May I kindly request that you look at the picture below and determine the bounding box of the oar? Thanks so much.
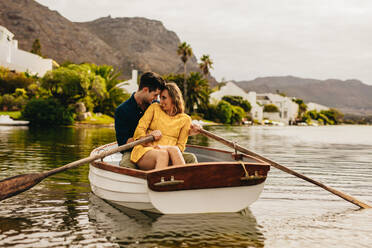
[0,136,154,201]
[199,128,371,209]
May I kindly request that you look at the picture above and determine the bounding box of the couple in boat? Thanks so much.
[115,72,200,170]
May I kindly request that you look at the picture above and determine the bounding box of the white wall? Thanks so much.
[210,81,248,102]
[257,93,298,124]
[210,82,264,122]
[307,102,329,112]
[117,69,138,94]
[263,112,281,122]
[246,91,263,122]
[0,25,52,76]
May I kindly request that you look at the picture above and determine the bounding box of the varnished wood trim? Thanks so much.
[91,161,148,179]
[147,162,270,192]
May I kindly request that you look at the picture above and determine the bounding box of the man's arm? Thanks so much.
[115,105,133,147]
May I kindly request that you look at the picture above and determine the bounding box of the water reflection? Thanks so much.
[0,217,33,233]
[88,194,264,248]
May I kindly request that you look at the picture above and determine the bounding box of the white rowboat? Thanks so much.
[89,143,270,214]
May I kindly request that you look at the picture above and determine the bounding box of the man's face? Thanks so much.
[144,88,161,105]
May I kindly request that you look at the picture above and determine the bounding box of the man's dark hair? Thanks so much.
[138,72,166,92]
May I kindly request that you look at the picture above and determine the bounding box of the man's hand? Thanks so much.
[126,137,134,144]
[149,130,162,141]
[189,122,202,136]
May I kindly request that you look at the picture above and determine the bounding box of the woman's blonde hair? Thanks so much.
[164,82,185,115]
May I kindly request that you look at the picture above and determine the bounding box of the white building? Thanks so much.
[246,91,263,122]
[210,81,247,104]
[116,70,138,94]
[307,102,329,112]
[0,25,52,76]
[256,93,298,124]
[210,81,264,122]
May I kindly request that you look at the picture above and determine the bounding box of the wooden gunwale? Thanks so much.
[90,143,271,181]
[91,161,148,179]
[186,144,269,165]
[91,160,270,189]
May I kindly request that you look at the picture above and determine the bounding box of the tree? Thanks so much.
[92,64,129,116]
[41,66,87,105]
[30,39,42,57]
[320,108,344,124]
[177,42,192,107]
[199,54,213,78]
[222,95,251,112]
[263,104,279,112]
[0,66,36,94]
[216,100,233,124]
[293,98,307,118]
[41,63,128,116]
[230,105,245,124]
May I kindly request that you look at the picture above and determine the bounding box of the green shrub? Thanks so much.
[222,95,251,112]
[216,100,233,124]
[202,103,218,122]
[318,113,333,125]
[22,98,74,125]
[13,96,27,110]
[0,66,36,94]
[263,104,279,112]
[320,108,343,124]
[307,110,318,120]
[230,105,245,124]
[14,88,28,98]
[1,94,15,111]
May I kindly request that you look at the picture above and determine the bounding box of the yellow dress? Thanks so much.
[130,103,191,163]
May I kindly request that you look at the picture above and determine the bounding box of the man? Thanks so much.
[115,71,199,168]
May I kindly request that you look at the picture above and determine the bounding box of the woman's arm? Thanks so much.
[176,116,191,152]
[133,104,157,142]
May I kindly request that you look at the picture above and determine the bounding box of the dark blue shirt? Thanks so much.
[115,93,144,147]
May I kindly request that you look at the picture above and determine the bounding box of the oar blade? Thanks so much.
[0,173,46,201]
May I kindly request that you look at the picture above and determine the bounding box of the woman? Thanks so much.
[130,82,191,170]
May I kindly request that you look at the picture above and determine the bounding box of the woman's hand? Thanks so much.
[189,122,202,136]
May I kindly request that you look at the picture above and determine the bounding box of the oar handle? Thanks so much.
[45,135,155,177]
[200,128,371,209]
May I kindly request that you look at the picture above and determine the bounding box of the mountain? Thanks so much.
[234,76,372,115]
[79,16,200,78]
[0,0,205,80]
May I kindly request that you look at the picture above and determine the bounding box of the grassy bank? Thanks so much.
[0,111,21,119]
[76,113,114,125]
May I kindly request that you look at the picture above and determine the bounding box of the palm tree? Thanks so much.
[199,54,213,79]
[177,42,193,107]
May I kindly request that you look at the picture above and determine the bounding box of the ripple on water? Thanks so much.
[1,125,372,247]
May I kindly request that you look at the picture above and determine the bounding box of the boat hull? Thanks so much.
[89,144,270,214]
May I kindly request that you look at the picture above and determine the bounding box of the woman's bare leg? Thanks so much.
[136,149,169,170]
[166,146,185,165]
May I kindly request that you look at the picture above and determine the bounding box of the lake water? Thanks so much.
[0,125,371,247]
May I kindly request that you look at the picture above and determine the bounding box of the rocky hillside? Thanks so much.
[235,76,372,115]
[79,17,200,77]
[0,0,121,69]
[0,0,203,79]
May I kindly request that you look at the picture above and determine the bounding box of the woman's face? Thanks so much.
[160,89,174,114]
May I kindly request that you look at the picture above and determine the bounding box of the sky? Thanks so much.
[35,0,372,85]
